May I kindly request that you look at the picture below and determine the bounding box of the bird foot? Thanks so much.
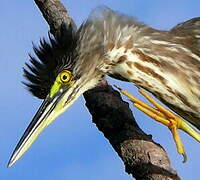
[114,85,190,162]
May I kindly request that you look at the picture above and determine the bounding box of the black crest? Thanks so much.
[24,24,77,99]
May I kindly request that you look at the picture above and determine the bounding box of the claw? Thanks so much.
[114,85,200,162]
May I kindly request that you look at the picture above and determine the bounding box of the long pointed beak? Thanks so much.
[8,88,68,167]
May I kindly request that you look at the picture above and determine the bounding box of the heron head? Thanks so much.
[8,23,104,167]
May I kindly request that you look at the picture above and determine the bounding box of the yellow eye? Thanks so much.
[60,71,72,83]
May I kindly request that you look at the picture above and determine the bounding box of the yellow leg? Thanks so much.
[138,89,200,142]
[134,102,186,162]
[114,85,200,162]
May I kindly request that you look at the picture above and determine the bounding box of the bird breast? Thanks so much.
[103,45,200,119]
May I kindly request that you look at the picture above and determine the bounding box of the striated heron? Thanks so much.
[8,6,200,166]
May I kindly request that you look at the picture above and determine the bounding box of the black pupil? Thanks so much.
[63,74,68,80]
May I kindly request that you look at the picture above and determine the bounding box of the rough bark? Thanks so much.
[33,0,180,179]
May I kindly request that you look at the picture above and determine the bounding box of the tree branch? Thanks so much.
[33,0,180,179]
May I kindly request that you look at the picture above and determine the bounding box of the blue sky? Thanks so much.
[1,0,200,179]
